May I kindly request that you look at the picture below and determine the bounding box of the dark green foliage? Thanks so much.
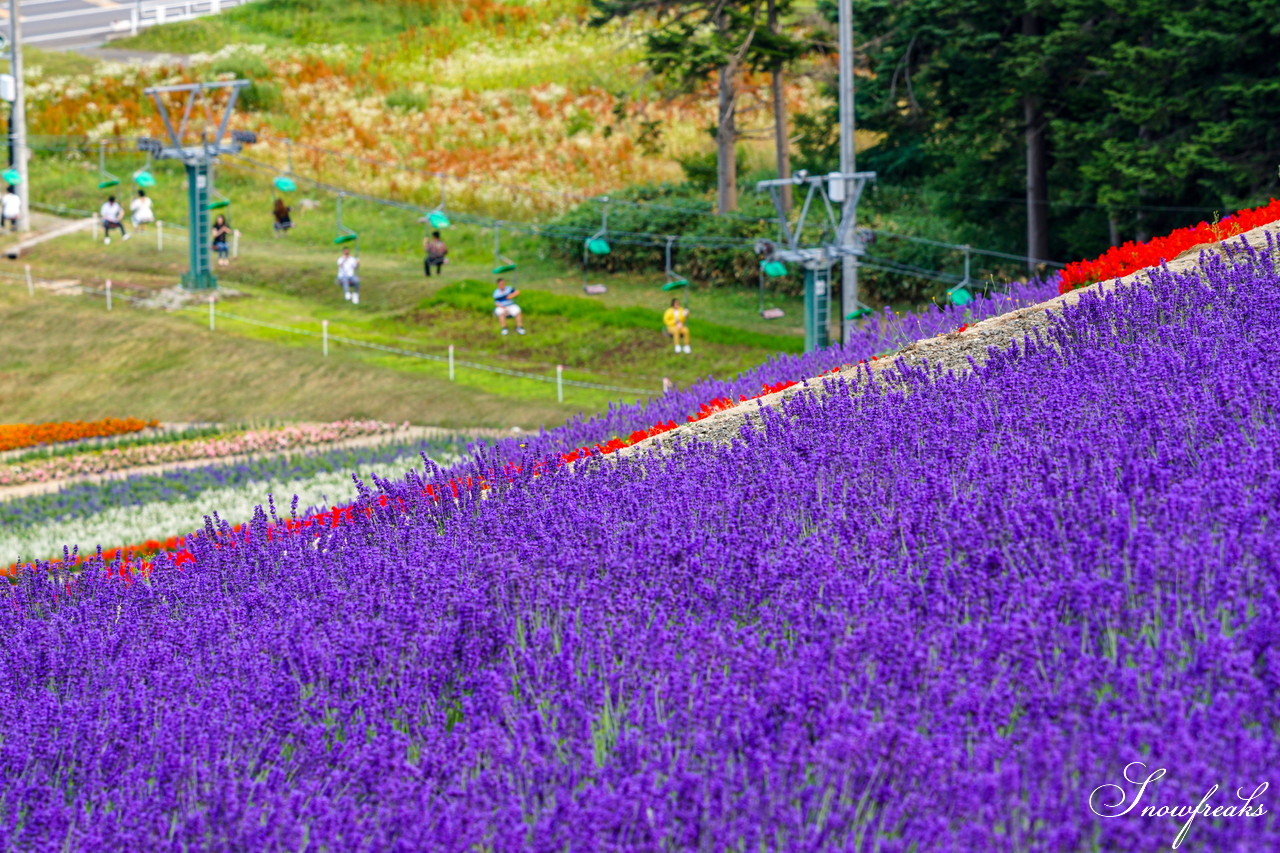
[239,81,283,113]
[541,184,801,294]
[798,0,1280,264]
[384,89,429,112]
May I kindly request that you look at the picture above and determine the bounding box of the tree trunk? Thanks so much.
[771,70,791,214]
[717,62,739,214]
[1022,13,1049,271]
[769,0,791,214]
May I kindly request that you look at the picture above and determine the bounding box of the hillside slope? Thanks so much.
[4,220,1278,849]
[622,220,1280,457]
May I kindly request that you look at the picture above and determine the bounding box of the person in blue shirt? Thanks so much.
[492,278,525,335]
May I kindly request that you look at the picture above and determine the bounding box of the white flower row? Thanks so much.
[1,462,423,566]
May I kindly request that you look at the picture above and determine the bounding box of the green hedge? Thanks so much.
[542,184,807,297]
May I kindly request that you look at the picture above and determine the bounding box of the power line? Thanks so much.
[34,136,1060,283]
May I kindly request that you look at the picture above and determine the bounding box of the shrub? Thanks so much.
[239,80,283,113]
[542,182,789,293]
[210,53,272,81]
[384,89,429,112]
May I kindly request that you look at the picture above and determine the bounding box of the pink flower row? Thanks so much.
[0,421,406,487]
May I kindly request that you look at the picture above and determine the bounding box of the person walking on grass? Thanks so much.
[211,215,232,268]
[130,190,154,233]
[493,277,524,335]
[273,198,293,236]
[100,195,127,244]
[1,186,20,232]
[424,230,447,277]
[337,246,361,305]
[663,297,691,354]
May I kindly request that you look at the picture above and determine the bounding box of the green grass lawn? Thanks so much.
[0,284,584,428]
[5,152,805,425]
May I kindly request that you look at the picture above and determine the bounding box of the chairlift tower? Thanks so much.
[756,170,875,351]
[139,81,256,291]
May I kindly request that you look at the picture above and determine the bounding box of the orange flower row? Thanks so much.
[0,418,159,453]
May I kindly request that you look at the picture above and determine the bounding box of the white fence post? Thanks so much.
[211,0,221,13]
[157,220,163,251]
[232,229,240,259]
[322,320,328,357]
[131,6,139,35]
[105,279,112,311]
[155,6,166,24]
[25,264,33,296]
[91,217,98,243]
[208,294,215,331]
[448,344,455,381]
[556,364,564,402]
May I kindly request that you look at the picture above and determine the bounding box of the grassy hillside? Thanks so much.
[2,0,821,426]
[0,285,584,427]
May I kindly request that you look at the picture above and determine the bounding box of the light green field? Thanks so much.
[2,152,804,425]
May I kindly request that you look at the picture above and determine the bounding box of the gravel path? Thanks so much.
[618,223,1280,459]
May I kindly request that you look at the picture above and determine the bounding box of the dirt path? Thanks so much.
[0,426,508,501]
[618,222,1280,460]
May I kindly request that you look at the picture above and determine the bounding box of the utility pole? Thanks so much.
[837,0,856,343]
[9,0,29,232]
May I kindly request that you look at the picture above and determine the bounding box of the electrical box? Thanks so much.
[827,172,846,203]
[0,75,15,104]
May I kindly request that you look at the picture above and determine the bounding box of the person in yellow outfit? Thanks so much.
[663,297,691,354]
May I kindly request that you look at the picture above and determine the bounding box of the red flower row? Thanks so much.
[1059,198,1280,293]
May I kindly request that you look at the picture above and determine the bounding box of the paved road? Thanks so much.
[4,0,250,50]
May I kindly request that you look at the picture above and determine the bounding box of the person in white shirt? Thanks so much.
[129,190,154,232]
[100,195,127,244]
[336,247,360,305]
[1,186,20,232]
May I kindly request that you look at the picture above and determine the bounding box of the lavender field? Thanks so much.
[2,247,1278,850]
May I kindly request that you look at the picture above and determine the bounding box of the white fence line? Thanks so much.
[22,0,255,45]
[0,266,655,397]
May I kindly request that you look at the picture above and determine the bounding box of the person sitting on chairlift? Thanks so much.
[273,198,293,236]
[424,230,447,277]
[1,186,20,233]
[493,277,525,335]
[211,214,232,267]
[100,195,127,244]
[337,246,361,305]
[130,190,155,233]
[663,297,691,354]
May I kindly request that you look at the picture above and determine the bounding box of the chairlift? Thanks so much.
[333,192,358,246]
[424,174,450,229]
[204,188,231,211]
[96,140,120,190]
[273,138,297,192]
[660,236,689,292]
[582,197,611,293]
[947,285,973,306]
[946,244,974,305]
[759,258,787,320]
[132,149,156,188]
[491,221,518,284]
